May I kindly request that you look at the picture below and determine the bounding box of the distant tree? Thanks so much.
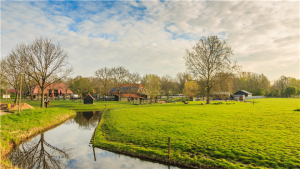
[285,86,297,97]
[62,77,73,99]
[183,81,199,100]
[69,76,93,103]
[160,75,176,99]
[254,88,265,96]
[175,72,190,93]
[94,67,114,99]
[141,74,161,103]
[277,76,290,97]
[21,37,73,108]
[111,66,129,101]
[184,35,239,104]
[275,89,281,97]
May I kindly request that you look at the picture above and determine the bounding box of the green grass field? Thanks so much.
[94,99,300,169]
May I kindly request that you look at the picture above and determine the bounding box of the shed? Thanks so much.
[83,94,94,104]
[233,90,252,97]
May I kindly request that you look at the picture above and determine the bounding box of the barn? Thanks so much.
[233,90,252,97]
[83,94,94,104]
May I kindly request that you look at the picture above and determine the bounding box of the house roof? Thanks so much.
[7,89,16,93]
[233,90,252,95]
[109,84,144,93]
[83,94,95,100]
[32,83,74,94]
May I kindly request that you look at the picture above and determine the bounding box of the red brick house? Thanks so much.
[29,83,73,98]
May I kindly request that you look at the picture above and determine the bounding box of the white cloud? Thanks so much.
[1,1,299,80]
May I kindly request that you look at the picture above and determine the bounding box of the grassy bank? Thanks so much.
[1,108,76,163]
[94,98,300,169]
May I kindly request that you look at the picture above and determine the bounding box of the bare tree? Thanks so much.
[21,37,73,108]
[111,66,129,101]
[0,46,24,103]
[94,67,114,99]
[184,36,239,104]
[23,74,36,101]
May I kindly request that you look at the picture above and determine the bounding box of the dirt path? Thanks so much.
[0,110,13,116]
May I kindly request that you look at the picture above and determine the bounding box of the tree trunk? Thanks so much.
[206,89,211,104]
[41,88,45,108]
[80,93,82,103]
[14,89,19,104]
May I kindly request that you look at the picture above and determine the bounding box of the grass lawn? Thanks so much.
[94,98,300,169]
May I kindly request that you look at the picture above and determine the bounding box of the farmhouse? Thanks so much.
[109,84,147,101]
[28,83,73,98]
[83,94,94,104]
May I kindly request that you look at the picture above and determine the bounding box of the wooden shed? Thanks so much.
[233,90,252,97]
[83,94,94,104]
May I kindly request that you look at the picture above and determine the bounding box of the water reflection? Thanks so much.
[9,133,72,169]
[9,111,181,169]
[72,111,102,130]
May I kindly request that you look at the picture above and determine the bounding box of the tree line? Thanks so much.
[1,36,299,107]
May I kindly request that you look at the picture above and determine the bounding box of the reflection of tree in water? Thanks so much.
[71,111,102,130]
[9,133,72,169]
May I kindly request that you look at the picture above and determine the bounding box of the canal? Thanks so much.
[8,111,182,169]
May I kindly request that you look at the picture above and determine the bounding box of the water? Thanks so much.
[9,111,181,169]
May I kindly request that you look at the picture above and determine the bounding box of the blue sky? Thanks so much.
[1,1,299,80]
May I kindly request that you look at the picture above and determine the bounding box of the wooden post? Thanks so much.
[93,146,96,161]
[93,128,96,144]
[168,137,171,161]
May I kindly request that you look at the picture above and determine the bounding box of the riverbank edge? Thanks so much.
[1,109,76,167]
[93,109,261,169]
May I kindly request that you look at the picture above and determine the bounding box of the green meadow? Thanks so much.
[94,98,300,169]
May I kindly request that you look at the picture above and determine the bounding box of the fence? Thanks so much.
[245,96,266,100]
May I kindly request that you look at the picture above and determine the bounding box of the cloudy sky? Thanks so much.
[1,1,299,81]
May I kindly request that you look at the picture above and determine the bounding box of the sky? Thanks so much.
[1,0,299,81]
